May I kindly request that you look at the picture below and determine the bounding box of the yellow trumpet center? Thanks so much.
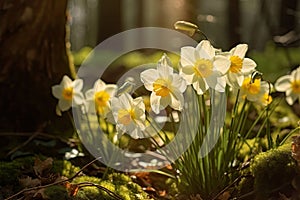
[193,59,213,78]
[62,87,73,100]
[242,77,261,95]
[95,91,110,107]
[291,80,300,94]
[262,93,272,105]
[230,56,243,73]
[153,78,170,97]
[118,109,135,125]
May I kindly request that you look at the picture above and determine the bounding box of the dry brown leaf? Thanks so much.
[158,190,166,197]
[33,188,48,199]
[19,176,41,187]
[217,191,231,200]
[64,181,80,196]
[33,157,53,177]
[24,188,48,200]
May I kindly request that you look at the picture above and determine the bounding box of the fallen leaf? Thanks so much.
[40,173,60,185]
[33,157,53,177]
[64,181,80,196]
[217,191,231,200]
[158,190,166,197]
[33,188,48,199]
[19,176,41,187]
[24,188,48,200]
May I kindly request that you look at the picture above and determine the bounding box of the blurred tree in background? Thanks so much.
[0,0,73,131]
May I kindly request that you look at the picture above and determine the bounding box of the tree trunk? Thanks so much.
[0,0,73,131]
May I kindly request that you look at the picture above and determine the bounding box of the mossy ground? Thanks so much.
[0,156,152,200]
[237,144,300,199]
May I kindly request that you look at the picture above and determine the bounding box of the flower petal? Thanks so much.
[73,79,83,92]
[193,77,208,95]
[150,93,162,114]
[242,58,257,73]
[58,99,71,111]
[181,65,195,75]
[118,93,132,109]
[286,95,295,105]
[140,69,159,91]
[214,55,231,74]
[85,89,95,100]
[159,95,171,110]
[172,74,187,92]
[275,75,291,92]
[196,40,215,60]
[73,92,84,105]
[181,46,196,66]
[291,66,300,80]
[206,73,226,92]
[231,44,248,58]
[94,79,106,91]
[52,85,63,99]
[61,75,72,87]
[157,64,173,77]
[170,90,184,111]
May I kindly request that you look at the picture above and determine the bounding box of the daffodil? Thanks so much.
[225,44,257,88]
[240,75,269,102]
[52,75,84,112]
[111,93,146,139]
[140,54,187,114]
[85,79,117,117]
[275,66,300,105]
[180,40,230,94]
[259,92,273,106]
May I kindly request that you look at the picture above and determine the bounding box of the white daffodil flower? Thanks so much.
[180,40,230,94]
[225,44,257,88]
[85,79,117,117]
[111,93,146,139]
[140,54,187,114]
[240,76,269,103]
[52,75,84,113]
[275,66,300,105]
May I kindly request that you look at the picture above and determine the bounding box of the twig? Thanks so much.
[1,132,78,157]
[4,156,117,200]
[9,123,48,153]
[212,174,251,200]
[0,132,71,143]
[6,132,39,157]
[77,182,123,200]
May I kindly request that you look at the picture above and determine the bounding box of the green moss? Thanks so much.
[0,157,151,200]
[0,157,34,186]
[72,174,152,200]
[52,160,81,178]
[44,185,70,200]
[250,144,297,197]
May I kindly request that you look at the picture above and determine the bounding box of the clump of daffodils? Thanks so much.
[51,39,283,198]
[51,39,273,139]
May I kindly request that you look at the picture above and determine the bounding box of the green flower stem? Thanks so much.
[67,110,78,138]
[266,104,273,149]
